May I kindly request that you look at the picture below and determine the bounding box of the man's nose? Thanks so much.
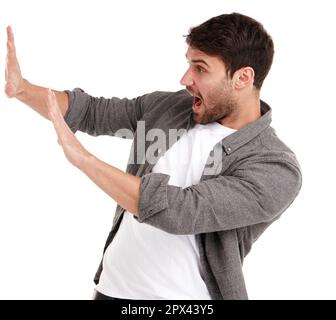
[180,70,194,87]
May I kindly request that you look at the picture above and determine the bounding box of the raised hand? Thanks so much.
[46,88,92,168]
[5,26,24,98]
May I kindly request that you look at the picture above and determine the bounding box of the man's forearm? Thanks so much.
[16,79,69,120]
[80,155,141,215]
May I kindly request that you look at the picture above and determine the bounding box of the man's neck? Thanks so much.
[218,96,261,130]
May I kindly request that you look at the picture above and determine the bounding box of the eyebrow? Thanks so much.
[185,54,210,68]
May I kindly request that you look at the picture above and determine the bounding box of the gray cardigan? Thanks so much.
[64,89,302,300]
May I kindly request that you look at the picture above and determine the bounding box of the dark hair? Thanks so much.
[185,13,274,90]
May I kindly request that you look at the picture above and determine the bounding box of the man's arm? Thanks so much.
[63,88,145,137]
[47,88,302,233]
[5,26,69,119]
[136,156,302,235]
[15,80,69,120]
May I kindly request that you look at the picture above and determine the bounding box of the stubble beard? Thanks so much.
[196,88,238,124]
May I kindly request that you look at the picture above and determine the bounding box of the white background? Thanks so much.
[0,0,335,300]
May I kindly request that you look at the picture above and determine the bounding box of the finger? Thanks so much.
[47,88,63,118]
[47,89,63,135]
[47,90,65,137]
[47,89,74,135]
[47,89,71,142]
[6,26,16,53]
[6,26,14,43]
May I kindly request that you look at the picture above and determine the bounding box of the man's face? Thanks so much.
[180,47,237,124]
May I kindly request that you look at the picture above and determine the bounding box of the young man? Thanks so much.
[5,13,302,300]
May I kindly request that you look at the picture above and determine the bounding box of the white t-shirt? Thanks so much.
[96,122,236,299]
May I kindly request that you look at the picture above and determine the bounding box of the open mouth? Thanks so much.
[193,96,202,111]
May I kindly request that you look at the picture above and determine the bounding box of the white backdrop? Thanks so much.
[0,0,335,300]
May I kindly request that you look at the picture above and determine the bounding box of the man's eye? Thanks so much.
[196,66,205,73]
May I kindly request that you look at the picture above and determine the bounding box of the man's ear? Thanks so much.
[232,67,255,89]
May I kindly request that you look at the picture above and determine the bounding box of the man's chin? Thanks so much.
[193,113,225,125]
[193,114,210,124]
